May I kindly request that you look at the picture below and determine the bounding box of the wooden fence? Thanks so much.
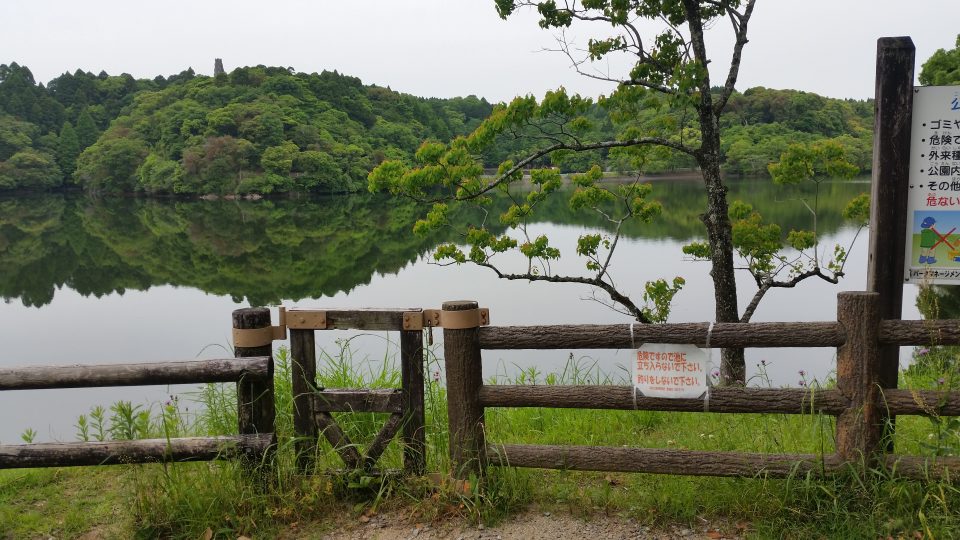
[6,292,958,483]
[439,293,960,481]
[0,309,276,469]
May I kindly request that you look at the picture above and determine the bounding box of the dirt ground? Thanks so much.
[312,510,746,540]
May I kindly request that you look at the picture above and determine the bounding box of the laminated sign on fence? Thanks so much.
[633,343,709,399]
[904,85,960,284]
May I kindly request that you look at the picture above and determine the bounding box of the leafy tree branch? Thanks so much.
[414,164,681,324]
[684,140,868,323]
[369,89,697,206]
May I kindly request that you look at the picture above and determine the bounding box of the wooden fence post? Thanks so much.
[232,308,276,437]
[867,36,915,451]
[442,300,486,480]
[401,330,426,475]
[290,328,317,471]
[836,292,883,467]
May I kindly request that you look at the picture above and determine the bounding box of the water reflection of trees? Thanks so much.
[0,194,445,307]
[0,178,869,307]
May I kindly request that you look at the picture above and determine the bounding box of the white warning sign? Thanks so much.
[633,343,709,399]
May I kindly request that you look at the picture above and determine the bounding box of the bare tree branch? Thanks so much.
[714,0,757,116]
[477,261,653,323]
[739,267,839,323]
[552,33,678,95]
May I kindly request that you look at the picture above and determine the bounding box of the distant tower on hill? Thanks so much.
[214,58,225,77]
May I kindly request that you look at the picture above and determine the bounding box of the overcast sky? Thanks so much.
[1,1,957,103]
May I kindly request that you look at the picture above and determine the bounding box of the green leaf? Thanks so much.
[434,243,466,263]
[413,203,449,235]
[641,276,686,323]
[415,141,447,163]
[682,241,711,259]
[576,234,602,257]
[842,193,870,227]
[520,235,560,260]
[787,230,816,251]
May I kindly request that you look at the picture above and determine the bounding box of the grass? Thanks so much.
[0,466,131,538]
[1,338,959,539]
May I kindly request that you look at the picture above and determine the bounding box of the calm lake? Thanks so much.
[0,177,921,443]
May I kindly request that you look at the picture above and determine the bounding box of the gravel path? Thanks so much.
[317,510,746,540]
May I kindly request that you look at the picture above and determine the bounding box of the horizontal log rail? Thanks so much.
[479,322,846,350]
[487,444,960,480]
[0,357,272,391]
[477,319,960,351]
[479,385,849,415]
[0,434,275,469]
[878,320,960,346]
[480,385,960,418]
[312,389,403,413]
[883,389,960,416]
[883,454,960,480]
[488,443,840,477]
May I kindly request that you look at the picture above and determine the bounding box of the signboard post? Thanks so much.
[868,37,914,453]
[903,86,960,284]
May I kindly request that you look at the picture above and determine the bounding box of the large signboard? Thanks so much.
[904,86,960,284]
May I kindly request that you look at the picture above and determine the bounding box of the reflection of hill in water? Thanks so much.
[0,178,869,307]
[0,194,444,307]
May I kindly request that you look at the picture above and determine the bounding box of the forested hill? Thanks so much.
[0,63,494,194]
[0,61,873,195]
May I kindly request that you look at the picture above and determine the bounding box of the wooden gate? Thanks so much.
[233,307,429,474]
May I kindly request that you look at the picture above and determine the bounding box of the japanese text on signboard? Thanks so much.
[633,344,709,399]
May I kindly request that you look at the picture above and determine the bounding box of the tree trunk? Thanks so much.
[699,148,744,385]
[684,0,745,385]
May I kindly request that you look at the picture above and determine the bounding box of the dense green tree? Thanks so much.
[293,150,342,190]
[920,35,960,85]
[370,118,420,152]
[75,107,99,149]
[57,121,79,178]
[136,152,183,193]
[46,70,98,110]
[34,131,60,156]
[0,148,62,189]
[260,140,299,176]
[0,63,64,132]
[74,133,149,193]
[180,135,257,193]
[0,114,36,161]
